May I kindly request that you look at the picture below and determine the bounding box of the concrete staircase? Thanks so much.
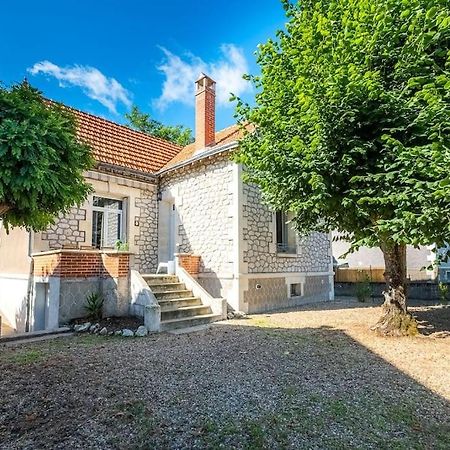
[143,275,221,331]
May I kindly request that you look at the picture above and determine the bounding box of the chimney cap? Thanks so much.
[196,72,216,84]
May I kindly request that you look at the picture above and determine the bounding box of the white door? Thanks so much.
[168,203,176,261]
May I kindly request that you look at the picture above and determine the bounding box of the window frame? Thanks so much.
[91,195,125,249]
[275,211,298,256]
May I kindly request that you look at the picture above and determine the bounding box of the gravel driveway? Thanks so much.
[1,299,449,449]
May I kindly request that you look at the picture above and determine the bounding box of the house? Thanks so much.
[332,234,439,282]
[0,74,334,335]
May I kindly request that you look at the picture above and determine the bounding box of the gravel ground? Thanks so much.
[0,299,449,449]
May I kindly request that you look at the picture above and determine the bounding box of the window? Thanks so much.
[290,283,303,297]
[276,211,297,254]
[92,196,124,248]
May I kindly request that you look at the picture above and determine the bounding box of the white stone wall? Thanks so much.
[242,183,330,274]
[160,154,235,277]
[35,173,159,274]
[41,207,86,249]
[134,187,158,273]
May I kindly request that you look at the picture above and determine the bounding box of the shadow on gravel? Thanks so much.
[0,324,449,449]
[265,298,450,336]
[412,304,450,335]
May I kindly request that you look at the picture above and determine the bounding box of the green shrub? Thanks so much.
[85,292,104,320]
[438,282,448,303]
[355,274,371,303]
[115,240,129,251]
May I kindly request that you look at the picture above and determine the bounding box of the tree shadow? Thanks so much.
[411,303,450,336]
[0,323,449,448]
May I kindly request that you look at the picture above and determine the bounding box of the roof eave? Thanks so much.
[94,162,158,183]
[157,141,239,176]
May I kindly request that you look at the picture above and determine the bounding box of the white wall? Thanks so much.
[0,275,29,333]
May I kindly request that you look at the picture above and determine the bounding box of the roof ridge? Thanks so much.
[49,99,183,150]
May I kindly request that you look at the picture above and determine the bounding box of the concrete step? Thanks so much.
[159,297,202,310]
[161,314,222,332]
[149,282,186,292]
[153,290,193,300]
[143,275,179,285]
[161,305,212,321]
[168,324,211,335]
[0,327,72,344]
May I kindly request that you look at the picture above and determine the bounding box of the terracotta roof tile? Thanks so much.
[64,106,183,174]
[161,123,252,170]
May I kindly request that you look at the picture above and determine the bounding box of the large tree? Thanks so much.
[235,0,450,335]
[0,82,93,231]
[125,105,193,146]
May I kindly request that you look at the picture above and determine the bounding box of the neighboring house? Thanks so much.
[332,234,437,282]
[0,74,333,335]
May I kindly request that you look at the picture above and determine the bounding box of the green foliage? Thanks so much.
[114,239,129,251]
[85,292,104,320]
[438,282,448,302]
[125,105,193,147]
[0,82,94,231]
[355,273,372,302]
[235,0,450,254]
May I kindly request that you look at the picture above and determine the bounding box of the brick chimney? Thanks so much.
[195,73,216,150]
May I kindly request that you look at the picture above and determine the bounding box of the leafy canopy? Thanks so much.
[125,105,193,147]
[235,0,450,252]
[0,82,93,231]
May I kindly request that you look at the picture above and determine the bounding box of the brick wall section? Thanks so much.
[177,254,201,275]
[33,251,130,278]
[33,253,61,277]
[195,76,215,149]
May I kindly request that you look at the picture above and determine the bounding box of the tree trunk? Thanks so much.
[371,242,418,336]
[0,203,11,216]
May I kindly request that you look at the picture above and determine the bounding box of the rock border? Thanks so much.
[72,322,148,338]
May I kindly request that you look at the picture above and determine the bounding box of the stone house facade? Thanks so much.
[0,74,333,335]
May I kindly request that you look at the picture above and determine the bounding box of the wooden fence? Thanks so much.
[334,267,385,283]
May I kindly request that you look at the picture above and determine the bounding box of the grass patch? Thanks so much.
[0,349,46,365]
[114,400,161,449]
[196,393,449,450]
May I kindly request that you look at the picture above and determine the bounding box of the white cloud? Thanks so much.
[155,44,251,109]
[28,61,132,114]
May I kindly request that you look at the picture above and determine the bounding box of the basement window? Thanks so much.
[290,283,303,298]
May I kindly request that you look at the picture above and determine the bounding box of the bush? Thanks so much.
[85,292,104,320]
[114,240,129,251]
[438,282,448,303]
[355,274,371,303]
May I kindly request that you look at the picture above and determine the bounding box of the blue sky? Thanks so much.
[1,0,287,132]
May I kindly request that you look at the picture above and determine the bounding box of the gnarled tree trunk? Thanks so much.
[371,242,418,336]
[0,203,11,216]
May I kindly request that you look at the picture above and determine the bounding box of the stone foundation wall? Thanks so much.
[57,276,130,324]
[242,183,330,274]
[58,278,101,323]
[33,250,131,325]
[244,275,331,313]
